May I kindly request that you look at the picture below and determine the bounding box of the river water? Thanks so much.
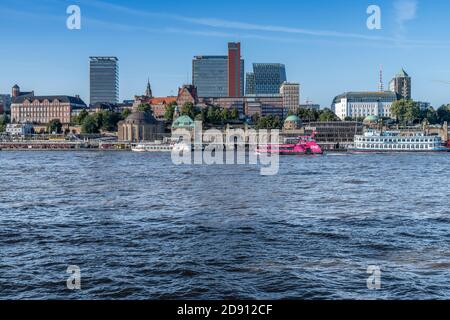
[0,151,449,299]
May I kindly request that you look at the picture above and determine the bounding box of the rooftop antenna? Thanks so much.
[378,65,384,92]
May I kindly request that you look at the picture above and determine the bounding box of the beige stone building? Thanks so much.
[118,111,165,142]
[280,82,300,113]
[10,85,86,124]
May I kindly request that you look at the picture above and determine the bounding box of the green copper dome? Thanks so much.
[285,115,301,122]
[363,115,379,123]
[172,115,195,129]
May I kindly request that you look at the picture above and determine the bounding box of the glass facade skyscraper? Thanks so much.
[245,63,287,95]
[192,56,228,98]
[192,43,244,98]
[90,57,119,105]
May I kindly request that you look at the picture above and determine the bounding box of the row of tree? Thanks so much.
[71,109,130,134]
[0,114,10,132]
[288,108,340,122]
[391,100,450,125]
[163,102,240,125]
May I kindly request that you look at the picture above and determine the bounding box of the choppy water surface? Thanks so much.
[0,151,449,300]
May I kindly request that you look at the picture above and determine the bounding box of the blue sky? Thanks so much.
[1,0,450,108]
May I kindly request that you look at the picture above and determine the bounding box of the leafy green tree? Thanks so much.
[47,119,63,134]
[181,102,197,119]
[231,108,239,120]
[318,108,339,122]
[437,105,450,123]
[164,102,177,121]
[206,106,221,124]
[137,103,153,115]
[0,114,10,132]
[391,100,419,123]
[404,102,420,123]
[221,108,230,122]
[251,113,260,124]
[100,111,121,132]
[75,109,89,125]
[419,107,438,125]
[81,115,99,134]
[255,115,282,129]
[122,108,132,119]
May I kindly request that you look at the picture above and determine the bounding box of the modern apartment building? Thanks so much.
[246,63,287,95]
[90,56,119,105]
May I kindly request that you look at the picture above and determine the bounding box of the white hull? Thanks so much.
[131,143,173,153]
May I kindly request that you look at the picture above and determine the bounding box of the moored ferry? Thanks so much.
[131,141,192,153]
[349,130,449,152]
[131,142,174,152]
[256,135,323,155]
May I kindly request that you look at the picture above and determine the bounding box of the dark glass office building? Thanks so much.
[192,56,228,98]
[192,52,244,98]
[90,57,119,105]
[245,63,287,95]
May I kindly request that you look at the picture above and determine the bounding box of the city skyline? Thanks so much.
[1,0,450,108]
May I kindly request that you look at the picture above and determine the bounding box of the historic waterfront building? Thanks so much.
[246,63,287,95]
[304,121,364,150]
[172,115,195,133]
[192,43,244,98]
[134,79,176,118]
[280,82,300,113]
[283,115,302,131]
[177,84,198,106]
[6,123,33,136]
[332,91,397,120]
[389,69,411,100]
[90,56,119,105]
[117,111,164,142]
[10,85,87,124]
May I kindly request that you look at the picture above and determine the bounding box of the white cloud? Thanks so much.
[394,0,418,37]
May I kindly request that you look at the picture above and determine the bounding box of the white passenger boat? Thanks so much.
[131,142,174,152]
[349,130,449,152]
[131,142,192,153]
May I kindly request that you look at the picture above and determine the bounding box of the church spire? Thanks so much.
[145,78,153,98]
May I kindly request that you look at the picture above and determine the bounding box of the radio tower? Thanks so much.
[378,65,384,91]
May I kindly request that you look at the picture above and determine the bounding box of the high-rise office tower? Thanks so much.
[192,56,228,98]
[90,57,119,105]
[228,42,242,97]
[246,63,287,95]
[389,69,411,100]
[192,43,244,98]
[280,82,300,113]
